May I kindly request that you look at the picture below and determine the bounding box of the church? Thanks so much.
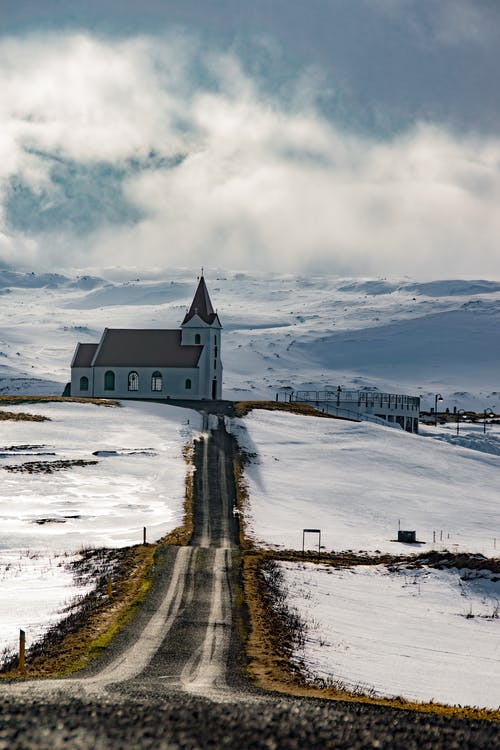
[70,275,222,401]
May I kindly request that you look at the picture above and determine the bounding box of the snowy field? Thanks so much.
[0,399,200,659]
[1,267,499,699]
[280,561,500,710]
[1,269,500,411]
[234,409,500,708]
[232,410,500,555]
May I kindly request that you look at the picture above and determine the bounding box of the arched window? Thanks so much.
[195,334,201,345]
[104,370,115,391]
[80,376,89,391]
[151,371,162,391]
[128,371,139,391]
[214,335,217,345]
[185,378,192,390]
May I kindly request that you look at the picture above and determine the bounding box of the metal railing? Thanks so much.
[292,390,420,410]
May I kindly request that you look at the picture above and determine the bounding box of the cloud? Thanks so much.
[370,0,499,47]
[0,30,499,278]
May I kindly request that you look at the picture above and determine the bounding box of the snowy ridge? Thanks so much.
[1,269,499,410]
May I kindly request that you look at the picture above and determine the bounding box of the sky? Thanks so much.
[1,1,499,278]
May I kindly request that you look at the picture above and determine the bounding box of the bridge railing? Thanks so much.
[292,390,420,409]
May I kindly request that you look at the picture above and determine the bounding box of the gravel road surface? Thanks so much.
[1,417,498,748]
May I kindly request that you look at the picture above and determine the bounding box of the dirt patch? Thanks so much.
[402,550,500,575]
[0,410,50,422]
[3,459,98,474]
[234,400,356,420]
[32,515,81,525]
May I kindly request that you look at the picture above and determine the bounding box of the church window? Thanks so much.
[195,334,201,345]
[104,370,115,391]
[214,346,218,358]
[185,378,192,390]
[128,371,139,391]
[151,371,162,391]
[80,376,89,391]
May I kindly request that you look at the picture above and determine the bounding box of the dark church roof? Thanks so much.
[181,275,219,325]
[91,329,203,367]
[72,343,98,367]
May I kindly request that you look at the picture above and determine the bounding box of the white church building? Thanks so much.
[70,276,223,401]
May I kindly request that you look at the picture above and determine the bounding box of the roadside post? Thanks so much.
[302,528,322,559]
[19,629,26,674]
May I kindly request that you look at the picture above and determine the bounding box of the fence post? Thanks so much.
[143,526,147,545]
[19,629,26,674]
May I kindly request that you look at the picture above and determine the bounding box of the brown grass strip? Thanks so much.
[0,396,119,407]
[0,410,50,422]
[233,447,253,551]
[242,550,500,722]
[234,400,355,420]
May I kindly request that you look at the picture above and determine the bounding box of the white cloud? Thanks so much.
[0,30,499,279]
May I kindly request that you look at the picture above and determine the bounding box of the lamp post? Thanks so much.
[456,408,465,436]
[483,408,494,435]
[434,394,443,426]
[336,385,342,409]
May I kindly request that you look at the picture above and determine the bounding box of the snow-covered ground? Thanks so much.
[1,400,200,549]
[280,561,500,710]
[0,399,201,659]
[1,267,499,701]
[232,410,500,555]
[0,550,91,663]
[234,408,500,707]
[1,269,500,411]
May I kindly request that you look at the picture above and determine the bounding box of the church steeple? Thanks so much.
[182,275,218,325]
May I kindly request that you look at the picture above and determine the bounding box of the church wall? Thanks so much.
[91,366,202,400]
[71,367,95,397]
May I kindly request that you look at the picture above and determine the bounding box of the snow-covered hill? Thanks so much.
[231,410,500,555]
[232,409,500,709]
[1,268,499,411]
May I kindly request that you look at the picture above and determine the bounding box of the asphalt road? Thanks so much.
[1,418,498,748]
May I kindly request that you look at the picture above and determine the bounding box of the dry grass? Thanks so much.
[0,544,156,679]
[233,450,253,551]
[0,410,50,422]
[3,459,98,474]
[242,550,500,721]
[234,400,356,420]
[0,396,119,407]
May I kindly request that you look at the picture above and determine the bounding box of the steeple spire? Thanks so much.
[182,274,217,325]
